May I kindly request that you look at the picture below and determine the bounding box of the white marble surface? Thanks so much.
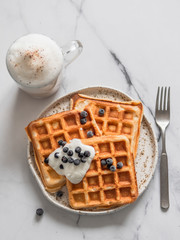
[0,0,180,239]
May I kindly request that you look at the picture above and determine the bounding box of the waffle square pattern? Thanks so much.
[26,109,101,193]
[66,135,138,209]
[71,94,143,157]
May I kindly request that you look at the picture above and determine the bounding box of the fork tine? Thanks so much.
[160,87,163,110]
[164,87,167,110]
[156,87,160,113]
[167,87,170,114]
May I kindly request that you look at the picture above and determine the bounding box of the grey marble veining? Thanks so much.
[0,0,180,240]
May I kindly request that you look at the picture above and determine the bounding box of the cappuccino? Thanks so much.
[6,34,64,88]
[6,34,83,98]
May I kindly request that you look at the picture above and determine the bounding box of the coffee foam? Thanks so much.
[6,34,64,87]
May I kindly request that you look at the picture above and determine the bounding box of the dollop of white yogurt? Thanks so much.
[47,139,95,184]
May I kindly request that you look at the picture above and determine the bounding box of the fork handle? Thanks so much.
[160,153,169,209]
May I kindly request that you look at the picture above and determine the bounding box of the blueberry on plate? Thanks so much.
[44,157,49,164]
[54,152,59,158]
[58,140,64,146]
[106,158,113,165]
[63,147,68,153]
[67,150,73,156]
[101,159,107,166]
[68,157,74,163]
[62,156,68,163]
[36,208,44,216]
[87,131,94,138]
[117,162,123,169]
[80,111,88,118]
[80,118,87,125]
[56,190,63,198]
[74,159,80,166]
[75,146,81,153]
[110,165,116,172]
[59,164,64,169]
[84,151,90,157]
[99,109,105,116]
[78,152,84,158]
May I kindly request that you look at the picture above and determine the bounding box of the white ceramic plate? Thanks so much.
[27,87,158,215]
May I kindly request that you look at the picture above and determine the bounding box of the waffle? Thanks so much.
[25,109,101,193]
[70,94,143,157]
[66,135,138,209]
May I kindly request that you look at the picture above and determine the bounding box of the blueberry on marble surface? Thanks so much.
[74,159,80,166]
[87,131,94,138]
[80,118,87,125]
[75,146,81,153]
[117,162,123,169]
[36,208,44,216]
[99,109,105,116]
[80,111,88,118]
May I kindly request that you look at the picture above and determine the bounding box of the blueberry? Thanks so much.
[78,152,84,158]
[117,162,123,169]
[75,146,81,153]
[54,152,59,158]
[110,165,116,172]
[80,118,87,125]
[106,158,113,165]
[44,157,49,164]
[58,140,64,146]
[36,208,44,216]
[56,190,63,197]
[99,109,105,116]
[62,141,67,147]
[101,159,107,166]
[74,159,80,166]
[67,150,73,156]
[84,151,90,157]
[107,164,112,169]
[81,158,86,163]
[68,157,74,163]
[80,111,88,118]
[59,164,64,169]
[87,131,94,138]
[63,147,68,153]
[62,156,68,163]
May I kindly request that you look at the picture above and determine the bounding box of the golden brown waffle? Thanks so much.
[25,109,102,193]
[70,94,143,157]
[66,135,138,209]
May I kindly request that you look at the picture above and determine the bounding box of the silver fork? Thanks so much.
[155,86,170,209]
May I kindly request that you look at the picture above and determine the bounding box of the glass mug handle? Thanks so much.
[61,40,83,67]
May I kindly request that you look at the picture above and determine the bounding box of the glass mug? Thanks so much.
[6,34,83,98]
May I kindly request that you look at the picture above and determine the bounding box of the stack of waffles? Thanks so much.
[26,94,143,209]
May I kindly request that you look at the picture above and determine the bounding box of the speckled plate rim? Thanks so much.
[27,86,158,215]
